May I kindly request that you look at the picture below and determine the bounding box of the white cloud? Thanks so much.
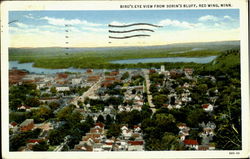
[24,14,35,19]
[15,22,29,28]
[41,16,102,27]
[224,15,234,21]
[109,21,128,26]
[158,19,198,29]
[198,15,218,22]
[82,27,106,32]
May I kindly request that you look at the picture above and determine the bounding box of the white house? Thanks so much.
[183,139,199,150]
[56,86,70,91]
[202,104,214,112]
[127,141,144,151]
[72,78,82,85]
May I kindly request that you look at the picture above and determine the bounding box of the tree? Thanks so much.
[49,102,60,110]
[85,115,94,127]
[152,94,168,108]
[105,114,113,129]
[50,87,57,95]
[32,141,49,151]
[25,97,40,107]
[56,105,74,121]
[187,108,207,127]
[48,129,64,145]
[161,133,183,150]
[10,133,27,151]
[155,113,178,134]
[106,124,121,139]
[121,72,129,80]
[97,115,105,123]
[32,106,53,122]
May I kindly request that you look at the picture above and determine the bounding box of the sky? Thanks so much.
[9,9,239,48]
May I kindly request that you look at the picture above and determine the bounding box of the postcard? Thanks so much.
[1,0,249,159]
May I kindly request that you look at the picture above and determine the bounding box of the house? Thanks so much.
[17,105,31,111]
[198,145,209,150]
[202,104,214,112]
[72,78,82,85]
[178,123,190,141]
[56,86,70,92]
[74,142,93,151]
[102,142,113,151]
[9,121,18,129]
[109,70,119,76]
[86,69,93,74]
[183,68,193,75]
[87,75,100,82]
[9,69,28,84]
[39,97,59,104]
[20,119,34,132]
[133,126,141,133]
[183,139,199,149]
[56,73,68,79]
[127,141,144,151]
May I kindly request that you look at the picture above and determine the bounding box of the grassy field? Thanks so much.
[9,41,240,69]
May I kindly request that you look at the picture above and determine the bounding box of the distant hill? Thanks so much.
[9,40,240,54]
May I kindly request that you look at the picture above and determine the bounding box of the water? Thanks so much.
[9,56,216,74]
[110,56,217,64]
[9,61,88,74]
[9,61,136,74]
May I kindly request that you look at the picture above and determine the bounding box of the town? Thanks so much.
[9,62,240,151]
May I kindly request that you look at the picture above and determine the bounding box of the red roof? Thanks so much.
[95,123,104,128]
[105,77,116,81]
[86,69,93,73]
[202,104,209,108]
[27,139,43,143]
[133,125,140,129]
[128,141,144,145]
[105,142,113,145]
[57,73,68,79]
[177,123,187,127]
[18,105,31,109]
[10,121,18,126]
[184,139,198,145]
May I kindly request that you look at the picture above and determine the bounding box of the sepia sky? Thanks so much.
[9,9,239,48]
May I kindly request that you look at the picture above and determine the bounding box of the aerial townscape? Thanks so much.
[8,9,241,152]
[9,48,241,152]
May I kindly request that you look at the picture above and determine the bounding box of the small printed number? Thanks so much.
[229,152,240,155]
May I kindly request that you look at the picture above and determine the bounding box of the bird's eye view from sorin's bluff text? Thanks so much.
[8,9,241,152]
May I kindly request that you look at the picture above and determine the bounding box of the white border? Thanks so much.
[1,0,249,159]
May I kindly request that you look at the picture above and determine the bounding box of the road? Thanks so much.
[71,77,103,107]
[54,135,70,151]
[143,69,156,113]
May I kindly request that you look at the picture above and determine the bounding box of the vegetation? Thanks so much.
[9,45,225,69]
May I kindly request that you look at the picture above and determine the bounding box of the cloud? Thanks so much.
[224,15,234,21]
[109,21,128,26]
[41,16,102,27]
[198,15,218,22]
[24,14,35,19]
[82,27,106,32]
[158,19,198,29]
[15,22,29,28]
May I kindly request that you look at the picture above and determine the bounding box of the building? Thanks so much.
[183,139,199,150]
[202,104,214,112]
[56,86,70,92]
[127,141,144,151]
[20,119,34,132]
[160,65,165,72]
[72,78,82,85]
